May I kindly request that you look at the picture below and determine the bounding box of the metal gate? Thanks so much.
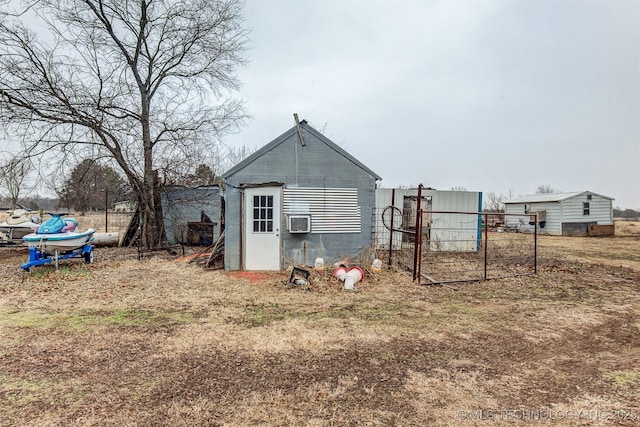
[377,185,537,285]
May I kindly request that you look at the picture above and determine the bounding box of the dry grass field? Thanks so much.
[0,221,638,426]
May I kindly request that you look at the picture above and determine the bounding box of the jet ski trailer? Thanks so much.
[20,243,94,272]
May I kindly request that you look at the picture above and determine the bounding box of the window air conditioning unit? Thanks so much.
[529,210,546,228]
[529,210,546,222]
[288,215,311,233]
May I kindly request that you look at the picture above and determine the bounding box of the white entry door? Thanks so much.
[244,187,281,270]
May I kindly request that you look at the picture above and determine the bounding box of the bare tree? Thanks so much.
[535,184,558,194]
[0,0,248,247]
[223,144,256,171]
[484,191,506,212]
[0,155,32,207]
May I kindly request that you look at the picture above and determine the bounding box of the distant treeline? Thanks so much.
[614,208,640,220]
[0,196,59,211]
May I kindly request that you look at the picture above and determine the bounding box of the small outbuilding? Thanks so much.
[161,185,222,246]
[221,118,382,270]
[504,191,614,236]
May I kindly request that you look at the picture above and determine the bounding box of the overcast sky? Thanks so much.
[224,0,640,209]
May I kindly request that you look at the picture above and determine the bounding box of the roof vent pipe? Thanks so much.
[293,113,306,146]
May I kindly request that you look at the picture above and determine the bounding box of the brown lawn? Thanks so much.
[0,221,638,426]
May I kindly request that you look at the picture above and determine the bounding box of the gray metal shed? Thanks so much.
[221,119,382,271]
[161,185,222,245]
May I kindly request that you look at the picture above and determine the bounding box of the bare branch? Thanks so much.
[0,0,248,247]
[0,154,32,207]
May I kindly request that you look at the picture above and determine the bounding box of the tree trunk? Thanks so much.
[138,170,165,248]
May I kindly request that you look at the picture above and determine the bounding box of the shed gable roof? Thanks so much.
[506,191,614,204]
[221,120,382,181]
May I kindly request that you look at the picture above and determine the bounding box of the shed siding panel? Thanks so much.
[223,187,242,270]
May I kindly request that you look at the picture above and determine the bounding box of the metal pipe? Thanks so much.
[417,208,423,281]
[388,188,396,266]
[105,190,108,233]
[420,272,536,286]
[534,212,538,274]
[412,184,423,281]
[483,213,488,280]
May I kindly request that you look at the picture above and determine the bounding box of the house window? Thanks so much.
[587,194,592,200]
[524,204,530,214]
[583,202,590,216]
[252,195,274,233]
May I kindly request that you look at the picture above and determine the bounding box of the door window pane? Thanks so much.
[252,194,274,233]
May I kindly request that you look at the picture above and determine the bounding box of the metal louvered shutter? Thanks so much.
[283,187,361,234]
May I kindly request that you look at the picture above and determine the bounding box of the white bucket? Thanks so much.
[343,266,364,290]
[333,264,348,281]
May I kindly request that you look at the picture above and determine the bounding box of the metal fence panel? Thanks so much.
[374,205,537,285]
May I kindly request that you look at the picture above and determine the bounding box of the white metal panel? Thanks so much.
[430,191,480,252]
[431,190,478,212]
[283,187,361,234]
[430,212,480,251]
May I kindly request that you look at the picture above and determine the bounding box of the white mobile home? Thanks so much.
[504,191,614,236]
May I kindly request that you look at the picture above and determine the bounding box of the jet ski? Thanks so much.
[0,208,42,241]
[22,213,95,255]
